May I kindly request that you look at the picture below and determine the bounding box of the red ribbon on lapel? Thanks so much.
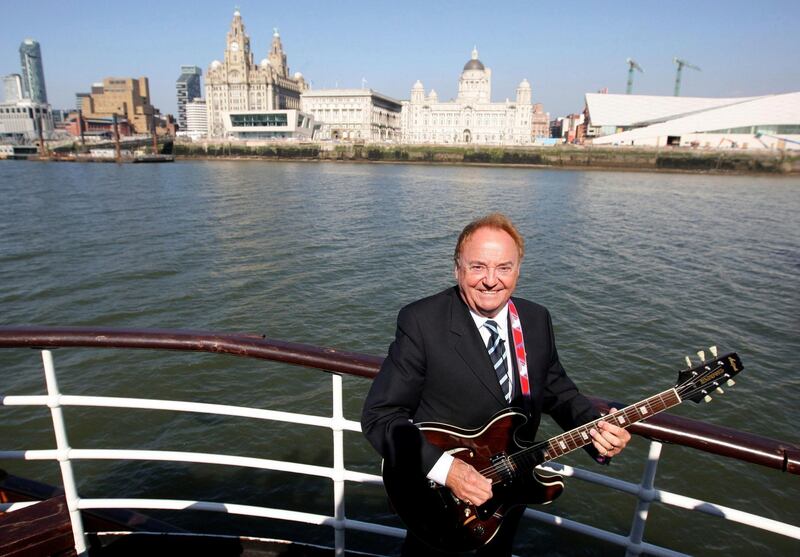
[508,300,530,402]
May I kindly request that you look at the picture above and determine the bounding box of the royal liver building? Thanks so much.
[401,48,533,145]
[205,10,307,138]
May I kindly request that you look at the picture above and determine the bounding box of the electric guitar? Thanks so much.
[382,348,744,552]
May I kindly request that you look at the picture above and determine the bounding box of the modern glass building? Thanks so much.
[221,109,316,140]
[176,66,202,130]
[19,39,47,104]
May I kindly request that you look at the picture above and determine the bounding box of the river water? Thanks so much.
[0,159,798,555]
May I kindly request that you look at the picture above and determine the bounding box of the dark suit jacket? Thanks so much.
[362,286,601,476]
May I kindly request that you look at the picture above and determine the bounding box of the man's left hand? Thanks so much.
[589,408,631,458]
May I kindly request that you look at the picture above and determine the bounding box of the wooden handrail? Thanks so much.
[1,326,797,475]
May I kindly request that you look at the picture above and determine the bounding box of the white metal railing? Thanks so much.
[1,348,799,557]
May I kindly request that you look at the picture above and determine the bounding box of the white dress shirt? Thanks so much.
[426,303,513,485]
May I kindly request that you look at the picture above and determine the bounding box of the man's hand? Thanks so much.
[445,458,493,506]
[590,407,631,458]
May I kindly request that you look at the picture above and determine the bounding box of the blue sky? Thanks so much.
[1,0,798,118]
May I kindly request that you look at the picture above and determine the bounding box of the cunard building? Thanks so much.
[205,10,311,139]
[401,48,535,145]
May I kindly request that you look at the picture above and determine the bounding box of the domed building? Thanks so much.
[401,48,535,145]
[205,10,310,138]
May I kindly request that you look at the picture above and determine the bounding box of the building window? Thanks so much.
[230,113,288,127]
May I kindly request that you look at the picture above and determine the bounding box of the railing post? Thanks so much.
[332,373,346,556]
[42,349,88,556]
[625,440,663,556]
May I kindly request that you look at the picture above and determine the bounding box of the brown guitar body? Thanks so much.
[382,410,564,552]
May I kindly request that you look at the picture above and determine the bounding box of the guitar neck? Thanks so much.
[514,388,682,470]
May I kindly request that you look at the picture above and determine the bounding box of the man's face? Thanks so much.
[455,227,520,318]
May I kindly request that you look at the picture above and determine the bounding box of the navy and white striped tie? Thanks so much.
[485,320,511,403]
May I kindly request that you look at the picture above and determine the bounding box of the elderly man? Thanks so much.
[362,213,630,556]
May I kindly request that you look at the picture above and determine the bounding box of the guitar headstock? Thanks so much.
[676,346,743,403]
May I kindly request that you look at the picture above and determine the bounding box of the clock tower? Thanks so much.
[223,9,252,71]
[205,9,308,137]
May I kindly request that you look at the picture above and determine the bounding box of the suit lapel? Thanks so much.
[447,288,508,406]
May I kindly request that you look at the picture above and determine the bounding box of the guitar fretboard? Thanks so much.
[509,389,681,473]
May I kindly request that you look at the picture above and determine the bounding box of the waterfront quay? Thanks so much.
[171,140,800,174]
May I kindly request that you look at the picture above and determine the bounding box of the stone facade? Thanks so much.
[401,48,534,145]
[205,10,308,138]
[301,89,401,141]
[532,103,550,139]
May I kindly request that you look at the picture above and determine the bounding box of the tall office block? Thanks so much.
[3,74,23,102]
[75,92,90,111]
[176,65,202,130]
[19,39,48,103]
[185,98,208,137]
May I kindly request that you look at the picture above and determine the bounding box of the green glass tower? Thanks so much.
[19,38,47,104]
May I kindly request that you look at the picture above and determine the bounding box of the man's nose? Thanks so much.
[483,268,499,284]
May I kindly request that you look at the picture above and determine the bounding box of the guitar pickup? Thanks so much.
[490,452,515,483]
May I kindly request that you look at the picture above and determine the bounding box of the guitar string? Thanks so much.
[469,360,732,482]
[474,391,680,482]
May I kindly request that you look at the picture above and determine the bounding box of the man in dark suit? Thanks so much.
[362,213,630,555]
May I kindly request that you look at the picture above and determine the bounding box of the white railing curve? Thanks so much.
[1,345,799,557]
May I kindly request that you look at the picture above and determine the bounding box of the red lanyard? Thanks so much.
[508,300,531,402]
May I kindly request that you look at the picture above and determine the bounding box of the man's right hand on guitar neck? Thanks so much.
[445,458,493,506]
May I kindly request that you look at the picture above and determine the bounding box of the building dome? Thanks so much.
[260,58,270,67]
[463,46,485,71]
[412,80,424,90]
[518,78,531,89]
[294,71,303,80]
[210,60,222,69]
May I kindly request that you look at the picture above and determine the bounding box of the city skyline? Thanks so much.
[1,0,798,120]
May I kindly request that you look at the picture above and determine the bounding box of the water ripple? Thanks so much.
[0,161,798,554]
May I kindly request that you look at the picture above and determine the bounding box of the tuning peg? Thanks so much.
[697,350,706,362]
[704,395,713,403]
[726,379,736,387]
[716,387,725,394]
[709,345,718,358]
[685,356,693,368]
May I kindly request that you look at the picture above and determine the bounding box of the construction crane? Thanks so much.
[626,58,644,94]
[673,57,700,96]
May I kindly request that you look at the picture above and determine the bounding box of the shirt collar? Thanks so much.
[468,303,509,333]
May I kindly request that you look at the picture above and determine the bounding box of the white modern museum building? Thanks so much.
[585,91,800,150]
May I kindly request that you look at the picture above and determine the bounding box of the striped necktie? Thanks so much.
[485,320,511,403]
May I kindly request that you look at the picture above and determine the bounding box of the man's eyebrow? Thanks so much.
[465,260,515,266]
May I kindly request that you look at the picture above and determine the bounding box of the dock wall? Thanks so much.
[172,142,799,174]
